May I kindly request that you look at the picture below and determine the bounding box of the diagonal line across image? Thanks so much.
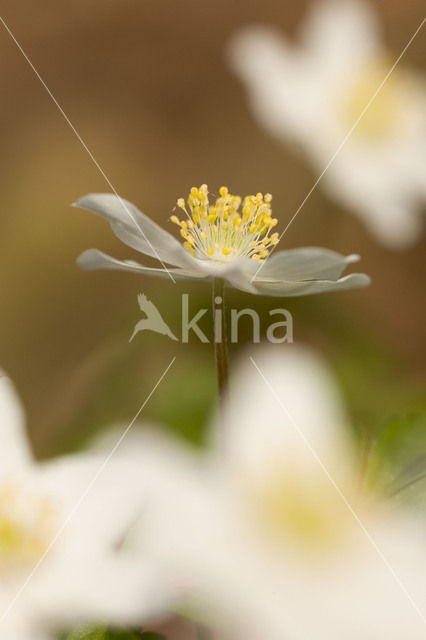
[0,16,177,284]
[251,16,426,283]
[250,355,426,626]
[0,356,176,625]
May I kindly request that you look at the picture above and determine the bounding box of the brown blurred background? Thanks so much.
[1,0,425,458]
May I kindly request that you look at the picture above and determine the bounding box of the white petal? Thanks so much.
[252,272,371,297]
[360,200,424,250]
[217,345,354,486]
[36,452,158,549]
[228,26,307,140]
[73,194,197,269]
[77,248,206,280]
[31,449,180,626]
[300,0,380,73]
[0,610,45,640]
[34,554,174,630]
[191,257,259,293]
[256,247,360,281]
[0,373,32,476]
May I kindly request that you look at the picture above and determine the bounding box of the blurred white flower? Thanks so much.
[132,347,426,639]
[0,372,172,639]
[228,0,426,248]
[74,184,369,296]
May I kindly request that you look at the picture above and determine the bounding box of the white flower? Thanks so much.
[0,372,172,639]
[74,185,370,296]
[130,347,426,639]
[228,0,426,248]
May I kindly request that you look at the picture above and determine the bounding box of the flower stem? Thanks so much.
[212,278,229,409]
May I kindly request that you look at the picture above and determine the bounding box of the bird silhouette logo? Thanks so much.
[129,294,178,342]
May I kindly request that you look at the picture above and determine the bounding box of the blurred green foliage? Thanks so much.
[366,413,426,500]
[62,625,166,640]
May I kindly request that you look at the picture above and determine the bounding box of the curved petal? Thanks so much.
[255,247,360,281]
[252,272,371,297]
[0,372,32,476]
[77,248,206,280]
[300,0,380,73]
[73,194,198,269]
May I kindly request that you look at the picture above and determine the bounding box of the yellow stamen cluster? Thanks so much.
[0,483,58,574]
[170,184,279,262]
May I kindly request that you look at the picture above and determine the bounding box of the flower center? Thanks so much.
[170,185,279,262]
[252,470,351,555]
[340,55,407,140]
[0,483,58,576]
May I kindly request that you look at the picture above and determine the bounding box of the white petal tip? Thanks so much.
[350,273,371,287]
[346,254,360,263]
[76,249,97,270]
[73,195,92,209]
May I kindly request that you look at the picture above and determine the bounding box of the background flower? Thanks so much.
[228,0,426,248]
[0,372,173,639]
[131,347,426,639]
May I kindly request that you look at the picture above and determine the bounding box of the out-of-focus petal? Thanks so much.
[0,372,32,476]
[34,554,175,632]
[216,345,354,483]
[361,200,424,249]
[31,447,181,627]
[228,26,306,139]
[300,0,379,72]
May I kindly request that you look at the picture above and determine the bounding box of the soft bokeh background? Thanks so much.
[1,0,425,461]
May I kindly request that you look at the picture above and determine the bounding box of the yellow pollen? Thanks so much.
[252,468,353,555]
[0,484,58,574]
[170,184,279,262]
[341,54,409,139]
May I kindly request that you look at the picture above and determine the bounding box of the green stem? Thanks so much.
[212,278,229,409]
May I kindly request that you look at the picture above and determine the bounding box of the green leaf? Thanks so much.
[106,631,142,640]
[367,413,426,501]
[62,625,107,640]
[61,626,167,640]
